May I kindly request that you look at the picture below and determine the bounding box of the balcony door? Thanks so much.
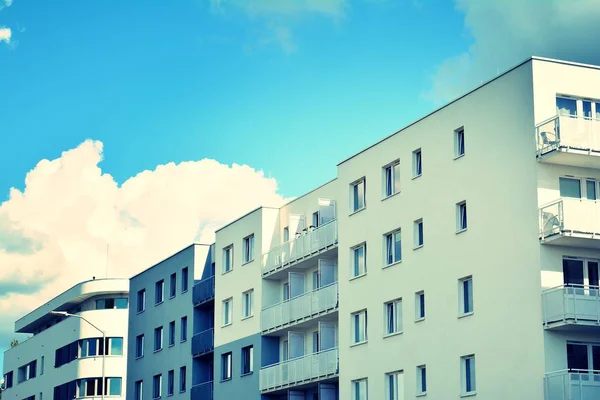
[289,391,305,400]
[563,257,600,295]
[288,332,305,360]
[318,259,336,287]
[319,383,337,400]
[318,198,336,225]
[319,321,336,351]
[567,342,600,372]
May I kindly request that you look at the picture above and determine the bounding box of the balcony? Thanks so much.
[545,370,600,400]
[191,381,213,400]
[536,115,600,168]
[192,328,214,357]
[261,283,338,333]
[262,220,338,277]
[539,199,600,248]
[542,285,600,330]
[193,276,215,306]
[260,348,338,393]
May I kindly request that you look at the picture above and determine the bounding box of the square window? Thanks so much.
[459,276,474,316]
[168,321,175,347]
[415,291,425,321]
[457,201,467,232]
[135,334,144,358]
[243,235,255,263]
[167,370,174,396]
[560,177,581,198]
[242,290,254,319]
[351,309,367,344]
[169,273,176,298]
[384,230,401,266]
[241,345,254,375]
[152,374,162,399]
[351,243,367,278]
[137,289,146,313]
[179,366,186,392]
[180,316,188,342]
[223,245,233,273]
[417,365,427,395]
[221,352,232,381]
[155,280,164,305]
[350,178,366,213]
[556,97,577,117]
[385,371,403,400]
[383,160,401,198]
[454,127,465,158]
[414,219,424,248]
[222,298,233,326]
[384,299,402,336]
[135,380,143,400]
[412,148,422,178]
[181,267,189,293]
[115,298,128,309]
[351,378,368,400]
[461,355,476,394]
[154,327,163,352]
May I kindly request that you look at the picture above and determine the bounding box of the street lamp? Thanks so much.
[50,311,106,400]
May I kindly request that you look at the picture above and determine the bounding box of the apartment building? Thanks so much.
[126,244,213,400]
[2,278,129,400]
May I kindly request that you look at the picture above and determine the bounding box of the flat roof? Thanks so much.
[215,205,279,233]
[129,242,213,280]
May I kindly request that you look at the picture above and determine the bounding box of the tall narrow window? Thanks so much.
[137,289,146,313]
[283,227,290,242]
[312,331,320,353]
[136,334,144,358]
[351,310,367,344]
[241,346,254,375]
[167,370,174,396]
[312,270,320,290]
[457,201,467,232]
[169,273,176,298]
[414,219,424,248]
[168,321,175,347]
[154,327,163,352]
[383,160,401,198]
[454,127,465,158]
[384,299,402,336]
[459,276,474,316]
[413,148,422,178]
[180,316,188,342]
[384,230,402,266]
[586,180,597,200]
[415,291,425,321]
[222,298,233,326]
[242,290,254,319]
[385,371,403,400]
[152,374,162,400]
[155,280,164,305]
[351,243,367,278]
[283,282,290,301]
[221,352,232,381]
[223,245,233,273]
[351,178,366,213]
[135,380,143,400]
[40,356,44,375]
[352,378,368,400]
[181,267,189,293]
[312,211,320,228]
[179,366,186,392]
[243,235,255,263]
[417,365,427,395]
[461,355,476,395]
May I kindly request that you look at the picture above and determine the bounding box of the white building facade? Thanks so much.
[2,279,129,400]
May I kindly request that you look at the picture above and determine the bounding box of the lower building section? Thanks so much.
[213,333,262,400]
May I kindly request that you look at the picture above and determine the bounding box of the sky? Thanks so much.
[1,0,600,367]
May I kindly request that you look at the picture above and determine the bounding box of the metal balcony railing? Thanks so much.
[261,283,338,332]
[191,328,214,356]
[542,285,600,328]
[191,381,213,400]
[193,276,215,305]
[539,198,600,240]
[260,347,338,392]
[545,370,600,400]
[262,220,338,275]
[536,114,600,156]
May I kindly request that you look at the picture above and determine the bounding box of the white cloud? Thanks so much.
[4,0,13,7]
[0,140,288,333]
[427,0,600,103]
[0,26,11,43]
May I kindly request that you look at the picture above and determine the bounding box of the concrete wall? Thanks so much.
[213,333,262,400]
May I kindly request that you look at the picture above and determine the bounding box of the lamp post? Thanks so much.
[51,311,106,400]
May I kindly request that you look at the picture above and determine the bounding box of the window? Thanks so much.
[351,178,366,213]
[169,273,176,298]
[155,280,164,305]
[557,97,577,116]
[283,282,290,301]
[559,177,581,198]
[587,180,597,200]
[137,289,146,313]
[135,380,143,400]
[179,366,186,392]
[351,310,367,344]
[3,371,13,388]
[413,148,422,178]
[385,371,403,400]
[454,127,465,158]
[180,316,188,342]
[383,160,401,198]
[40,356,44,375]
[243,234,255,263]
[136,334,144,358]
[351,243,367,278]
[221,352,232,381]
[168,321,175,347]
[417,365,427,396]
[154,326,163,352]
[415,291,425,321]
[312,270,320,290]
[312,331,319,353]
[567,342,600,372]
[461,355,476,395]
[181,267,189,292]
[242,290,254,319]
[152,374,162,399]
[108,377,122,396]
[222,298,233,326]
[457,201,467,232]
[241,346,253,375]
[384,299,402,336]
[384,230,401,266]
[351,378,368,400]
[108,337,124,355]
[312,211,320,228]
[17,360,36,383]
[167,370,174,396]
[459,276,474,316]
[283,227,290,242]
[414,219,424,248]
[223,245,233,273]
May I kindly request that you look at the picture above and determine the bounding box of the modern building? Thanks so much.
[2,278,129,400]
[125,243,214,400]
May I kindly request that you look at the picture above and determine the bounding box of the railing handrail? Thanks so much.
[263,219,337,257]
[195,275,215,285]
[260,347,338,370]
[539,198,565,210]
[536,113,600,129]
[543,283,600,293]
[193,327,215,336]
[191,381,213,388]
[261,282,338,312]
[536,114,560,129]
[546,369,600,377]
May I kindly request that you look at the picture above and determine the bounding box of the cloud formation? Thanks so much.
[428,0,600,102]
[0,140,287,335]
[0,26,10,43]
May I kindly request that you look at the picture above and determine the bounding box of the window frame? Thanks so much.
[137,289,146,314]
[415,291,425,321]
[222,297,233,327]
[351,309,368,345]
[152,374,162,400]
[242,289,254,319]
[168,321,175,347]
[350,177,367,214]
[135,380,143,400]
[351,378,368,400]
[181,267,189,293]
[180,316,188,342]
[413,219,424,249]
[456,201,467,233]
[221,352,233,381]
[223,245,233,274]
[155,280,165,306]
[179,366,186,393]
[382,159,401,199]
[454,127,465,159]
[412,148,422,178]
[383,298,402,337]
[385,370,403,400]
[135,334,145,359]
[461,354,476,395]
[242,234,255,264]
[167,370,174,397]
[383,229,402,267]
[459,276,474,317]
[350,242,367,279]
[169,273,176,299]
[154,326,163,352]
[241,345,254,376]
[416,365,427,396]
